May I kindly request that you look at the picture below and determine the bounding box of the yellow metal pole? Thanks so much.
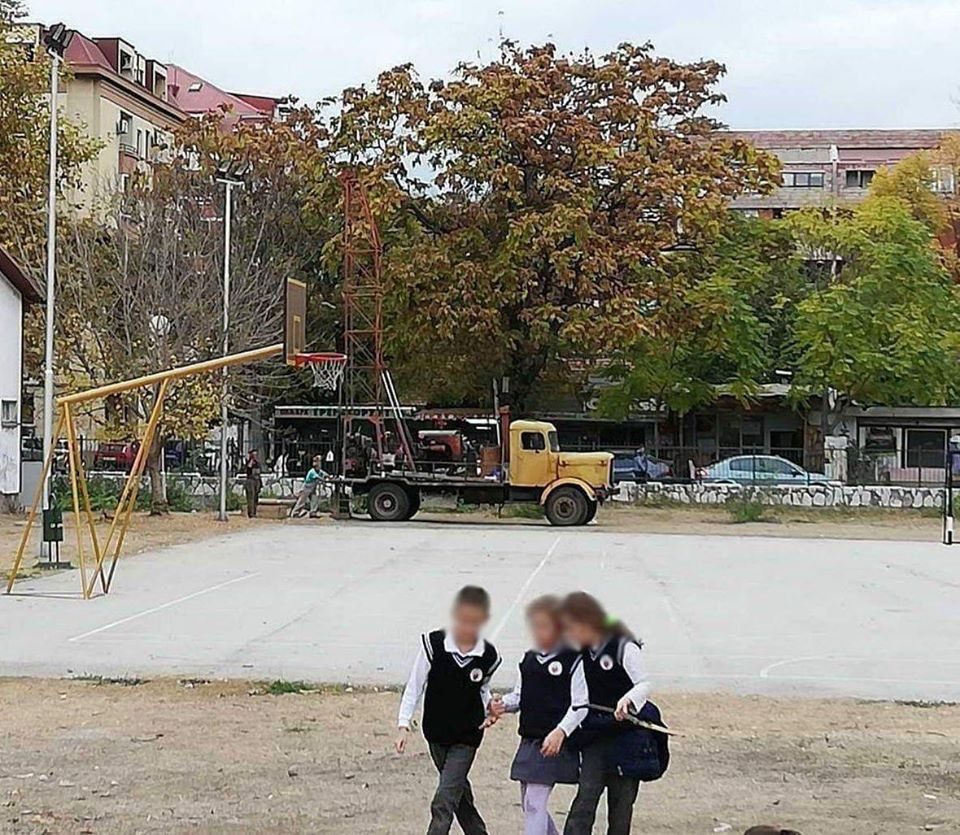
[70,409,105,596]
[99,383,164,566]
[96,379,168,597]
[6,409,66,593]
[62,404,88,597]
[58,343,283,406]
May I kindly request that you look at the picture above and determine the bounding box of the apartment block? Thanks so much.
[728,129,950,216]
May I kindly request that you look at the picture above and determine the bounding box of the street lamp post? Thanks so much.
[40,24,72,559]
[214,161,250,522]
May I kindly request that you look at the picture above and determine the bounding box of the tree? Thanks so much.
[318,42,780,408]
[598,213,802,419]
[789,196,960,434]
[0,6,97,264]
[55,112,322,509]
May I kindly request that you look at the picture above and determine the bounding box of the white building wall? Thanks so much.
[0,276,23,495]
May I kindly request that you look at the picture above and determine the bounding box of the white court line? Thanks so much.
[490,535,562,642]
[68,573,260,643]
[759,655,825,678]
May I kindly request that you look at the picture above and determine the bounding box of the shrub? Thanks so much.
[726,498,768,524]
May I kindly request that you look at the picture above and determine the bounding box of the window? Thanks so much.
[1,399,17,427]
[548,431,560,453]
[136,129,143,157]
[521,432,546,451]
[761,457,800,477]
[905,429,945,469]
[782,171,825,188]
[845,169,875,189]
[931,165,955,195]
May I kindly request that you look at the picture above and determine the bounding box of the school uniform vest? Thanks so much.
[517,647,579,740]
[422,630,500,747]
[581,634,637,710]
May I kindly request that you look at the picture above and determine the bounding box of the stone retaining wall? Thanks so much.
[613,481,944,509]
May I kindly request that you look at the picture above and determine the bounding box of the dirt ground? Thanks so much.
[418,502,944,542]
[0,512,274,577]
[0,679,956,834]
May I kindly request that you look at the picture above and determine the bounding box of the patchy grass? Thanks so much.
[499,502,544,520]
[725,499,770,524]
[265,679,312,695]
[70,674,148,687]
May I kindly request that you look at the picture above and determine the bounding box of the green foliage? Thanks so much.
[789,197,960,410]
[600,214,801,418]
[725,498,768,524]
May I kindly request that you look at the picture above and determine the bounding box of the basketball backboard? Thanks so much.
[284,277,307,365]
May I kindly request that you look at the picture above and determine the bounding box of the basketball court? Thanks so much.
[1,522,958,702]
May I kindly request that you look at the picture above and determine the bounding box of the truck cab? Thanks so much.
[508,420,614,525]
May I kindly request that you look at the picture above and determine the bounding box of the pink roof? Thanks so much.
[64,31,112,70]
[167,64,272,122]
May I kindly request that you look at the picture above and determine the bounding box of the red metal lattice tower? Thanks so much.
[339,170,416,468]
[340,170,385,437]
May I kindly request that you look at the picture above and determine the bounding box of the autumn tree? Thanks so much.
[789,196,960,434]
[0,5,96,266]
[56,111,323,509]
[318,42,780,409]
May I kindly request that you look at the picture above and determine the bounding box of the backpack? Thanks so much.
[607,701,670,782]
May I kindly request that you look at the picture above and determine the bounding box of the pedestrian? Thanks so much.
[559,592,651,835]
[488,594,582,835]
[243,448,262,518]
[290,455,327,518]
[396,585,501,835]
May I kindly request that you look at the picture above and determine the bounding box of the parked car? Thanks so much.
[93,441,139,472]
[611,451,673,484]
[698,454,833,485]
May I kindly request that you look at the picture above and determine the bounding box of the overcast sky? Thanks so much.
[25,0,960,129]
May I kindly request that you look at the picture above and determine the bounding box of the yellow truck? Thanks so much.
[344,418,614,526]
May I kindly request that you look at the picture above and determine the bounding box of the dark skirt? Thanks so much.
[509,736,580,785]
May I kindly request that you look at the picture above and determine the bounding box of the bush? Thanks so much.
[501,502,544,519]
[726,498,768,524]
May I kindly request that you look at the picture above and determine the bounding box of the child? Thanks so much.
[396,585,502,835]
[490,595,583,835]
[290,455,326,518]
[560,592,650,835]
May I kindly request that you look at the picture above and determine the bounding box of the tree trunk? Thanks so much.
[146,433,168,515]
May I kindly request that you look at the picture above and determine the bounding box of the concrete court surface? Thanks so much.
[1,520,958,701]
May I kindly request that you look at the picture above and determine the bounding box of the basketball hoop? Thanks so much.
[293,352,347,390]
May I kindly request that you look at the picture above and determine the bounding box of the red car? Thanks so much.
[93,441,139,472]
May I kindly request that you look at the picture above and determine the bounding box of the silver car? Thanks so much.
[698,455,832,485]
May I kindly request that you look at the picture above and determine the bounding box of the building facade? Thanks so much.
[727,129,949,216]
[0,248,41,507]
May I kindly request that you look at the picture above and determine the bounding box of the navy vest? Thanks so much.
[422,630,500,747]
[517,647,579,740]
[581,634,637,711]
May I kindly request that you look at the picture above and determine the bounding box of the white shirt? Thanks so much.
[611,640,652,711]
[397,632,496,729]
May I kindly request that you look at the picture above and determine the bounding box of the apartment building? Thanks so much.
[167,64,283,127]
[10,24,189,203]
[728,129,950,216]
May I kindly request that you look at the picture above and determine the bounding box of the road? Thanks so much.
[1,520,958,700]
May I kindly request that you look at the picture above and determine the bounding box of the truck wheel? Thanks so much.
[403,489,421,520]
[583,499,599,525]
[368,483,410,522]
[544,486,590,527]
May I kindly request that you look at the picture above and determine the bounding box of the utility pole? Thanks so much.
[214,160,250,522]
[40,24,72,559]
